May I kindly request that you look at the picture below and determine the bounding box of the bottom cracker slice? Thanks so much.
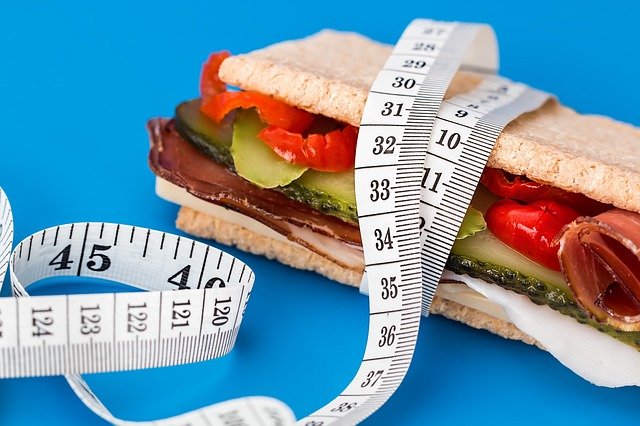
[176,206,540,348]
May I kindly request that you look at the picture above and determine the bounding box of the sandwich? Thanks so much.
[147,30,640,387]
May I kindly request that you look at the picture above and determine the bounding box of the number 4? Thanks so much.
[374,228,393,251]
[168,265,191,289]
[49,244,74,270]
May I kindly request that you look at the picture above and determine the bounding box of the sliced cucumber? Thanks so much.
[456,207,486,240]
[231,110,308,188]
[280,169,357,223]
[297,169,356,205]
[174,99,234,169]
[452,228,568,291]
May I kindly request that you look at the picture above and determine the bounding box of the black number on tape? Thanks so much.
[455,109,468,118]
[435,129,461,149]
[402,59,426,69]
[32,306,54,337]
[204,277,226,289]
[423,27,446,36]
[413,42,436,52]
[330,402,358,412]
[171,300,191,329]
[49,244,74,270]
[80,305,101,335]
[370,179,390,202]
[374,228,393,251]
[219,409,246,426]
[372,135,396,155]
[361,369,385,388]
[391,76,416,89]
[212,297,231,327]
[86,244,112,272]
[421,168,442,193]
[378,325,396,347]
[264,407,285,425]
[380,276,398,299]
[168,265,191,290]
[381,102,404,117]
[127,302,148,333]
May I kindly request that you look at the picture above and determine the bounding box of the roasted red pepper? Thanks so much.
[485,199,580,271]
[200,51,231,101]
[258,125,358,172]
[199,51,314,133]
[198,51,355,170]
[201,91,315,133]
[481,168,609,216]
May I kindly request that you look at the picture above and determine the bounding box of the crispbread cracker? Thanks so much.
[176,206,540,348]
[219,30,640,214]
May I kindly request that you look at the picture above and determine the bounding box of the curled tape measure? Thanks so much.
[0,193,294,425]
[0,18,550,425]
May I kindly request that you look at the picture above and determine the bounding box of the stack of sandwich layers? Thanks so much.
[148,30,640,386]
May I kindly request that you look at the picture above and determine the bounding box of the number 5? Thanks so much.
[86,244,112,272]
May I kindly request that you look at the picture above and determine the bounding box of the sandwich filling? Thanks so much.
[148,51,640,350]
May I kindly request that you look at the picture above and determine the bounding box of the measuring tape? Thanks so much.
[0,190,297,425]
[0,19,551,425]
[416,75,550,314]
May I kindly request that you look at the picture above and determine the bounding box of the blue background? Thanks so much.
[0,1,638,424]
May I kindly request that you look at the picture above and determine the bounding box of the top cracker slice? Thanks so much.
[219,30,640,213]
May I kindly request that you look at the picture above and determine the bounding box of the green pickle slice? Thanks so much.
[281,169,357,224]
[175,99,235,169]
[231,109,307,188]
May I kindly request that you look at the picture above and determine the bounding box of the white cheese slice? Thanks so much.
[445,271,640,387]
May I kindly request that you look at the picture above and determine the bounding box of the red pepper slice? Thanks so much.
[485,198,580,271]
[199,51,314,133]
[200,51,231,101]
[257,125,358,172]
[201,91,315,133]
[480,168,609,216]
[198,51,351,168]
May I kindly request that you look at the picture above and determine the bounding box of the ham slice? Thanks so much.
[557,209,640,331]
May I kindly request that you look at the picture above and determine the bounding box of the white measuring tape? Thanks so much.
[416,75,550,314]
[0,19,551,425]
[0,192,296,425]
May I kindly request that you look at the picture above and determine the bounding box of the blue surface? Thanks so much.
[0,1,638,424]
